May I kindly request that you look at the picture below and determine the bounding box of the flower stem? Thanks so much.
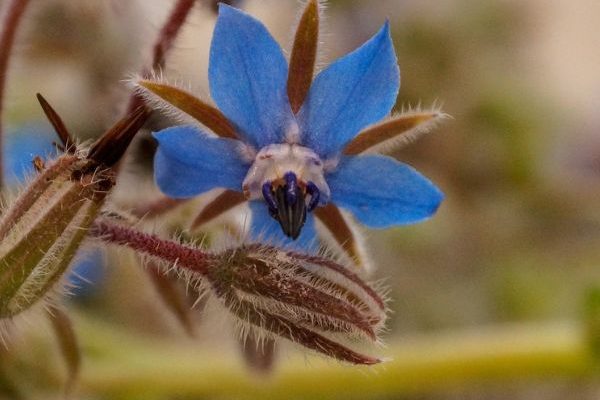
[151,0,196,71]
[0,0,32,190]
[91,219,209,276]
[127,0,196,113]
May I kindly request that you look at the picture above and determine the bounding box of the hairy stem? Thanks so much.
[127,0,196,113]
[0,0,32,190]
[91,219,209,276]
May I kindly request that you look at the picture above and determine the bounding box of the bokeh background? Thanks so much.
[1,0,600,399]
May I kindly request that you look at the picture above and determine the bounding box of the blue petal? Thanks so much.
[298,22,400,159]
[249,201,318,252]
[209,4,293,148]
[153,125,248,198]
[327,155,443,228]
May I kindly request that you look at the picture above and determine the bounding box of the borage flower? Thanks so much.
[137,2,444,262]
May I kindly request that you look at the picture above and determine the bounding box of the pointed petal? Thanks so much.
[191,189,246,229]
[287,0,319,113]
[209,5,293,148]
[153,125,248,198]
[136,79,239,139]
[249,201,318,251]
[298,22,400,158]
[328,155,443,228]
[344,110,448,155]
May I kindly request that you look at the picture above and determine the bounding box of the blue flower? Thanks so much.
[150,3,443,251]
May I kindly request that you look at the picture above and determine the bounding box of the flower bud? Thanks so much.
[208,245,385,341]
[0,98,148,318]
[0,155,111,317]
[92,219,387,364]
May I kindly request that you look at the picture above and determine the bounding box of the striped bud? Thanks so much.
[0,155,112,317]
[0,98,148,318]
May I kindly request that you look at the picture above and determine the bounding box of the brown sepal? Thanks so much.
[36,93,76,153]
[287,0,319,113]
[240,333,276,374]
[343,111,442,155]
[87,106,149,168]
[230,256,377,339]
[137,80,239,139]
[191,190,246,230]
[234,297,380,365]
[132,196,189,219]
[47,305,80,395]
[147,263,196,337]
[315,204,363,266]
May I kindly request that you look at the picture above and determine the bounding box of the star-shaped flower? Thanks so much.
[137,2,444,261]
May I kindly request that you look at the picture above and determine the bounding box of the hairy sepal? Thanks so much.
[92,219,387,364]
[344,108,449,155]
[0,155,112,318]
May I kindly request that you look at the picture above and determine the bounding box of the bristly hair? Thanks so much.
[355,102,450,155]
[91,218,388,364]
[128,72,197,125]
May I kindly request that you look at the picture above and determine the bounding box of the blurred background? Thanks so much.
[1,0,600,399]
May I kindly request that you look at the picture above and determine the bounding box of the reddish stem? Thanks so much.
[91,219,210,276]
[127,0,196,113]
[0,0,32,190]
[152,0,196,71]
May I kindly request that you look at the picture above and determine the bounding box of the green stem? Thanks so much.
[74,317,597,398]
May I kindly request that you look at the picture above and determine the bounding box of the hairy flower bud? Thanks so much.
[92,219,387,364]
[208,246,386,364]
[0,155,111,317]
[0,100,147,319]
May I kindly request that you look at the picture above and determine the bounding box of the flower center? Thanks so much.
[242,144,330,239]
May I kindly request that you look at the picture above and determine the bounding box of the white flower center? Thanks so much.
[242,143,330,204]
